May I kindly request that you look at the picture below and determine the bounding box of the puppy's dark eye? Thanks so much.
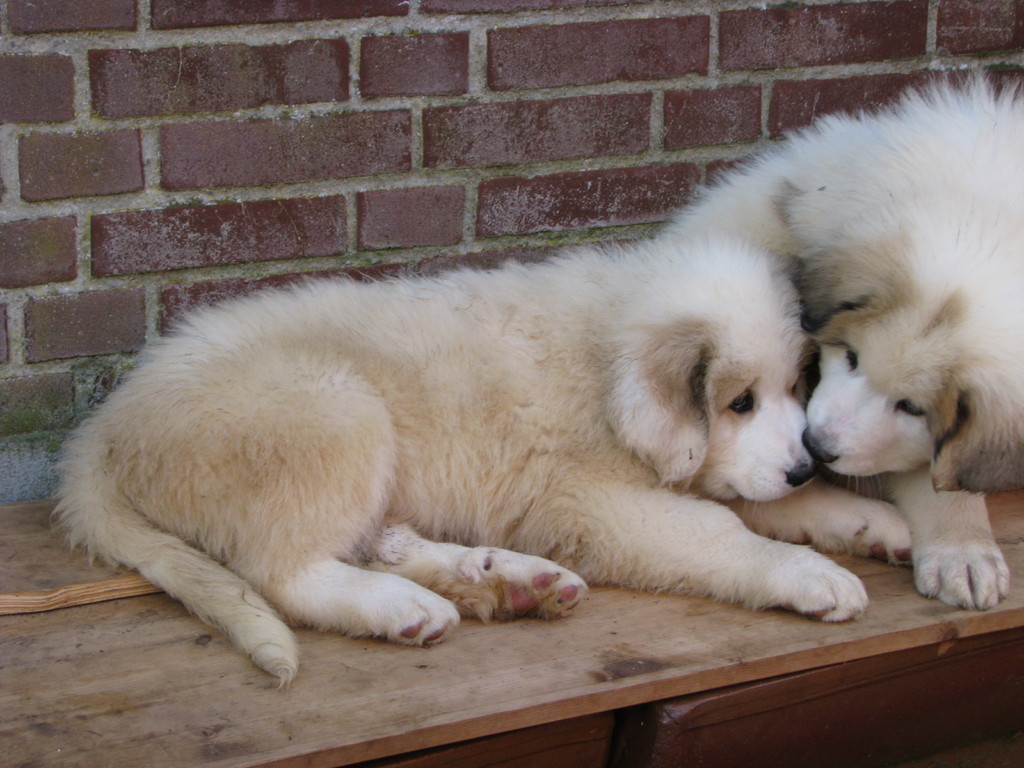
[845,347,859,371]
[895,399,924,417]
[729,390,755,414]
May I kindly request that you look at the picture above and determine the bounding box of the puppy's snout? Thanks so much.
[802,429,838,465]
[785,460,817,488]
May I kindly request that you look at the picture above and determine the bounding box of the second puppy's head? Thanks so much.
[607,236,815,502]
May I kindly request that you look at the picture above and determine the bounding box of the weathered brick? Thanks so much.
[92,196,347,276]
[720,1,928,70]
[8,0,135,33]
[358,186,465,249]
[91,40,349,118]
[26,289,145,362]
[0,373,76,436]
[360,33,468,98]
[417,246,556,276]
[424,94,649,169]
[476,163,699,237]
[769,73,929,136]
[664,85,761,149]
[0,306,7,363]
[0,217,77,288]
[19,130,144,202]
[937,0,1024,54]
[161,111,410,189]
[151,0,408,28]
[159,265,404,329]
[489,17,708,90]
[423,0,632,11]
[0,55,74,123]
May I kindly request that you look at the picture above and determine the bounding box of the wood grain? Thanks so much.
[2,495,1023,768]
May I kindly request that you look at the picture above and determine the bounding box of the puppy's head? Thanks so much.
[797,236,1024,494]
[607,238,815,502]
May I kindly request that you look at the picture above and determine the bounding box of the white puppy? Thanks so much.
[56,236,881,683]
[667,77,1019,610]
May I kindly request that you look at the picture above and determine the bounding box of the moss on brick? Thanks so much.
[0,374,75,436]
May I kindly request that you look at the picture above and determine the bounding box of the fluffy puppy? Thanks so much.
[667,77,1020,610]
[56,236,883,683]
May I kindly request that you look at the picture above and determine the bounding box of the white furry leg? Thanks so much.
[365,525,588,621]
[888,468,1009,610]
[273,559,461,646]
[730,478,913,564]
[561,483,868,622]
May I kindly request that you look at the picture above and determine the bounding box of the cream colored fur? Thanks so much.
[667,77,1020,610]
[56,236,904,684]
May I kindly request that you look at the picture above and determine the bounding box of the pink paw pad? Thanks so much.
[400,622,423,639]
[557,585,579,607]
[509,585,539,615]
[532,572,556,590]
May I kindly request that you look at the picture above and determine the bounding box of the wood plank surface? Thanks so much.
[3,495,1024,768]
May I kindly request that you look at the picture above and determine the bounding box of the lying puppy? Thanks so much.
[668,77,1019,610]
[57,236,886,684]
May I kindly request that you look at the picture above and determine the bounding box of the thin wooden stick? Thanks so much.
[0,573,161,616]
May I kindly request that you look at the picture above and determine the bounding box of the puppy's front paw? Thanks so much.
[456,548,588,621]
[913,539,1010,610]
[842,499,913,564]
[777,551,869,622]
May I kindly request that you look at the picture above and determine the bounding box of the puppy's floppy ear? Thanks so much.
[607,319,714,483]
[931,392,1024,493]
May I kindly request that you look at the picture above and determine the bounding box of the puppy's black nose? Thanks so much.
[802,429,838,465]
[785,460,817,488]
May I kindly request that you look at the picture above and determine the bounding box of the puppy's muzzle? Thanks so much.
[802,429,838,466]
[785,459,817,488]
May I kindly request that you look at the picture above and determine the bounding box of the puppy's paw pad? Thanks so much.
[457,548,588,620]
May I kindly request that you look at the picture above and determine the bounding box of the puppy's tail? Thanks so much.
[54,464,299,686]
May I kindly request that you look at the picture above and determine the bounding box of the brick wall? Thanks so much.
[1,0,1022,501]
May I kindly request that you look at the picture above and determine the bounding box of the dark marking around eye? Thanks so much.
[895,399,924,417]
[845,347,859,371]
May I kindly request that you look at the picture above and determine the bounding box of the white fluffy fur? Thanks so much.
[56,236,897,684]
[667,77,1020,610]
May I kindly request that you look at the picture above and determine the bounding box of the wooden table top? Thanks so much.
[3,495,1023,768]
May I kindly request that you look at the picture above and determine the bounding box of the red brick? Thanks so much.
[0,373,76,435]
[0,217,77,288]
[8,0,135,33]
[26,289,145,362]
[476,163,699,237]
[91,40,349,118]
[424,94,649,169]
[937,0,1024,54]
[0,55,74,123]
[720,1,928,70]
[358,186,465,249]
[160,111,410,189]
[769,73,930,136]
[423,0,634,11]
[664,85,761,149]
[92,196,347,277]
[360,33,468,98]
[19,130,143,202]
[417,246,556,276]
[151,0,408,28]
[159,265,405,329]
[489,17,708,90]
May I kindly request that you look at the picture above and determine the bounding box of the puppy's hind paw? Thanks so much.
[455,547,589,621]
